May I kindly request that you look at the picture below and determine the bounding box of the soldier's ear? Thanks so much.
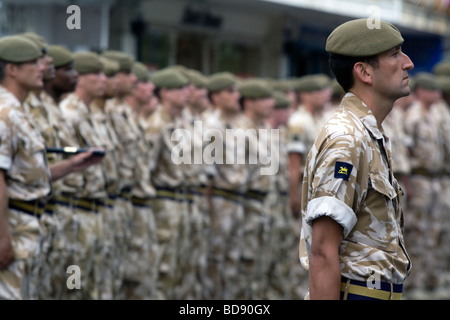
[353,61,373,86]
[5,63,19,78]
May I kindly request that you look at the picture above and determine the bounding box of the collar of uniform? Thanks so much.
[25,91,41,108]
[341,93,384,140]
[66,92,90,116]
[156,104,173,124]
[0,85,22,109]
[39,90,57,106]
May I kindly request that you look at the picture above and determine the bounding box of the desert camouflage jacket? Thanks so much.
[300,93,411,284]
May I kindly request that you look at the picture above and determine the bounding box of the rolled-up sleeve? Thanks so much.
[305,196,357,238]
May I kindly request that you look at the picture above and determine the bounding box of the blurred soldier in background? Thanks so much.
[102,50,139,298]
[174,68,211,299]
[433,66,450,288]
[45,45,78,103]
[265,89,294,299]
[146,68,189,299]
[235,79,276,299]
[59,51,108,299]
[384,79,415,198]
[287,74,332,219]
[203,71,246,299]
[43,44,87,300]
[121,61,157,299]
[89,56,121,299]
[404,72,444,292]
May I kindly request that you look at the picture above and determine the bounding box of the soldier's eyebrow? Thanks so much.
[389,45,401,53]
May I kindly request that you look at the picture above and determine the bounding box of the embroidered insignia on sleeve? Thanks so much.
[334,161,353,181]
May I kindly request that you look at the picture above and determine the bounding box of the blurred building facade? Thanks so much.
[2,0,450,77]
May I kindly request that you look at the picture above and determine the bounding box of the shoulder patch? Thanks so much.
[334,161,353,181]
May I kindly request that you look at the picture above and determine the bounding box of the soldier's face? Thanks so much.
[15,58,45,90]
[117,71,137,95]
[78,72,106,98]
[190,87,210,111]
[54,63,78,93]
[252,97,275,120]
[218,85,240,112]
[104,74,119,98]
[133,81,154,104]
[41,54,55,82]
[372,45,414,100]
[163,86,189,109]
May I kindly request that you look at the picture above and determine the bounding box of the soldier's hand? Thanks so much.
[69,147,106,172]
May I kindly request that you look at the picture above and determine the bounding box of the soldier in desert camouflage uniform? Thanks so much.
[433,72,450,287]
[266,89,308,299]
[287,73,331,220]
[175,68,211,299]
[403,73,444,291]
[234,79,276,300]
[146,68,189,299]
[0,35,103,300]
[59,51,108,299]
[202,72,247,299]
[300,19,414,300]
[89,56,121,299]
[44,45,86,300]
[101,50,139,298]
[20,35,86,300]
[121,61,158,299]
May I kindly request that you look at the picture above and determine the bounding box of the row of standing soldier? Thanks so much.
[1,30,449,300]
[0,31,310,300]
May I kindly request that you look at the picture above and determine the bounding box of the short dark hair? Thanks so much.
[329,53,379,92]
[153,87,161,100]
[0,59,7,82]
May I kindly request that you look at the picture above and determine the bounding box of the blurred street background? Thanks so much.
[2,0,450,77]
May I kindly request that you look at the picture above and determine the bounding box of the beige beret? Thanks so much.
[206,72,237,92]
[185,69,208,89]
[151,68,189,89]
[270,79,294,93]
[0,35,42,63]
[99,56,119,77]
[101,50,134,72]
[436,75,450,94]
[73,51,104,75]
[273,90,291,109]
[19,32,48,53]
[294,74,331,92]
[326,19,404,57]
[433,61,450,76]
[239,79,273,99]
[132,61,150,82]
[47,45,73,68]
[413,72,440,91]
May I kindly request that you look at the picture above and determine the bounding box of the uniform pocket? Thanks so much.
[369,171,396,200]
[361,171,399,253]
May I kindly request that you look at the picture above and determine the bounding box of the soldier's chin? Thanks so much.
[30,81,44,90]
[397,86,411,99]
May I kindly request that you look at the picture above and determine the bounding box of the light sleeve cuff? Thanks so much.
[305,196,357,238]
